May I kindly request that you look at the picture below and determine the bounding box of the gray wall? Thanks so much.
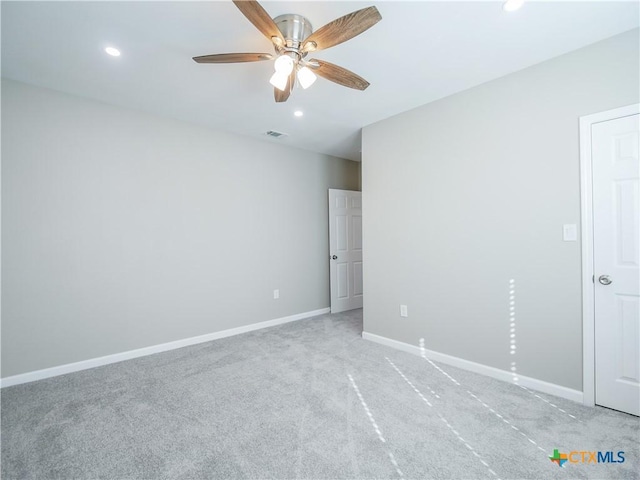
[1,79,360,378]
[362,29,639,391]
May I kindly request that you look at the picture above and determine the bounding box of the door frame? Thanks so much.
[579,103,639,408]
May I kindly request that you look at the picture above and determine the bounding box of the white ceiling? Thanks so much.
[2,1,638,161]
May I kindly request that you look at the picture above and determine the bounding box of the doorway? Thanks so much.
[328,189,363,313]
[580,104,639,416]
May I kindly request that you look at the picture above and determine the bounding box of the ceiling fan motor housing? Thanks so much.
[274,14,312,55]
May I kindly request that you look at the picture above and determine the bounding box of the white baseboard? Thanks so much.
[362,331,583,404]
[0,307,330,388]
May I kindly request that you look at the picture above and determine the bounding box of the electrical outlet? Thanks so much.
[273,289,279,299]
[400,305,408,317]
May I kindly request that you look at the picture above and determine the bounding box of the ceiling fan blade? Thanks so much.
[193,53,273,63]
[274,86,289,103]
[302,6,381,53]
[309,59,370,90]
[274,71,296,103]
[232,0,284,45]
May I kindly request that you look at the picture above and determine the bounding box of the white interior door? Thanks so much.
[593,113,639,416]
[329,189,363,313]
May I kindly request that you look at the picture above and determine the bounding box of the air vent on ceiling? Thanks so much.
[264,130,288,139]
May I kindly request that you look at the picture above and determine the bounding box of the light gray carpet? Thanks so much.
[2,309,639,479]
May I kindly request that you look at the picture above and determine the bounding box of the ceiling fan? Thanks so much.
[193,0,382,103]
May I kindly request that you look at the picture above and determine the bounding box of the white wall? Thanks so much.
[1,79,360,378]
[362,29,639,391]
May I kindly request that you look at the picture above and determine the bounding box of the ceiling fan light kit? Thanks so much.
[297,66,317,89]
[193,0,382,103]
[274,54,294,74]
[269,71,289,91]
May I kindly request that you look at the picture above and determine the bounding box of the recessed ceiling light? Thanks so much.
[503,0,524,12]
[105,47,121,57]
[294,110,304,117]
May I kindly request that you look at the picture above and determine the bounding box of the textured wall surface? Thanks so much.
[1,79,360,377]
[362,29,639,391]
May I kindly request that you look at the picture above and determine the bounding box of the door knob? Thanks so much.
[598,275,612,285]
[331,255,338,260]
